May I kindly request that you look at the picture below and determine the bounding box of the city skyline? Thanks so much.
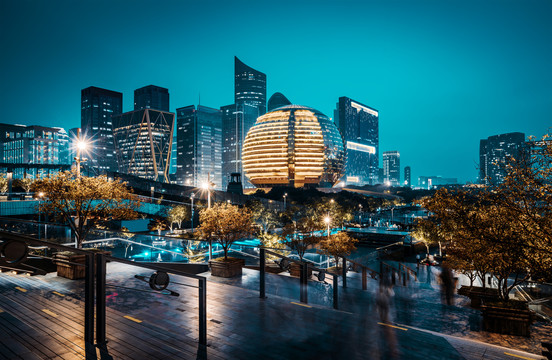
[1,0,550,184]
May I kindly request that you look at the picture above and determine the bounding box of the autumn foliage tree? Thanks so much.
[167,205,191,231]
[199,203,256,261]
[319,231,358,269]
[32,171,140,248]
[281,207,324,261]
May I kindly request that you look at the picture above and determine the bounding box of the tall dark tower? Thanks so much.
[234,56,266,116]
[81,86,122,173]
[134,85,169,111]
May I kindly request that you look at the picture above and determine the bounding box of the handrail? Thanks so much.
[264,248,338,277]
[376,241,403,251]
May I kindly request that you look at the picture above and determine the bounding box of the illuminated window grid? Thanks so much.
[293,112,325,184]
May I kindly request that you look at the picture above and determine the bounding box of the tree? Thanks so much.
[281,207,324,261]
[149,218,168,235]
[32,171,140,248]
[319,231,358,269]
[15,176,34,193]
[199,203,256,261]
[0,174,7,194]
[167,205,190,231]
[247,199,280,234]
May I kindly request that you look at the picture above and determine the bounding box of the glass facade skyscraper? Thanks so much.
[112,109,175,183]
[221,103,257,189]
[479,132,525,185]
[404,166,411,187]
[134,85,169,112]
[81,86,122,173]
[334,97,379,185]
[383,151,400,186]
[267,92,291,112]
[175,105,222,189]
[235,56,266,117]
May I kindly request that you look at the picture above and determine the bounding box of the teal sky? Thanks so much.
[1,0,550,184]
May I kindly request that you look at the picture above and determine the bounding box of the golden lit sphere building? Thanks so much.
[242,105,345,188]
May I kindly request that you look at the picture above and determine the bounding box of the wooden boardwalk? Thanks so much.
[0,263,547,359]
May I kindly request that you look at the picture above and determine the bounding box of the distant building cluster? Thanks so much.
[0,57,532,189]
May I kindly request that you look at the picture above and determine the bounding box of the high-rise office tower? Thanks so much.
[81,86,122,173]
[479,132,526,185]
[404,166,411,187]
[267,92,291,112]
[112,109,175,182]
[234,56,266,117]
[221,103,257,189]
[334,97,378,185]
[175,105,222,189]
[134,85,170,112]
[418,176,457,190]
[383,151,400,186]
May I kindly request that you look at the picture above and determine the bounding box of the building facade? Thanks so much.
[382,151,400,186]
[175,105,222,189]
[112,109,174,183]
[404,166,411,187]
[418,176,458,190]
[479,132,526,185]
[235,56,266,117]
[81,86,122,173]
[267,92,291,112]
[242,105,345,188]
[334,97,379,185]
[134,85,169,112]
[221,103,257,189]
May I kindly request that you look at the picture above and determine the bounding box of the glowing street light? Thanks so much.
[201,181,211,208]
[190,193,195,234]
[283,193,287,211]
[38,192,44,240]
[74,129,89,179]
[324,215,331,238]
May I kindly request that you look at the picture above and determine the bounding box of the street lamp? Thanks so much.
[190,193,195,234]
[324,215,331,238]
[359,204,363,224]
[74,129,88,179]
[38,192,44,240]
[6,168,13,200]
[201,181,211,208]
[283,193,287,211]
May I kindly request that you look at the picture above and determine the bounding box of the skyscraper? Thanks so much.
[404,166,411,187]
[383,151,400,186]
[221,103,257,189]
[81,86,122,173]
[479,132,526,185]
[334,97,379,185]
[267,92,291,112]
[134,85,170,112]
[234,56,266,117]
[175,105,222,189]
[112,109,175,183]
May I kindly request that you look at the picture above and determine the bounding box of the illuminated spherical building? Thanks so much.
[242,105,345,188]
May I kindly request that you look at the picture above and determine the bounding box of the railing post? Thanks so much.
[392,269,396,285]
[96,253,107,345]
[333,275,338,309]
[199,278,207,346]
[300,262,308,304]
[84,253,94,346]
[342,257,347,288]
[259,248,266,299]
[362,267,367,290]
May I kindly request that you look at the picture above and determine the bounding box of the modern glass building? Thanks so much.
[175,105,222,189]
[404,166,411,187]
[382,151,400,186]
[267,92,291,112]
[221,103,257,189]
[242,105,345,188]
[134,85,169,112]
[1,124,70,178]
[334,97,379,185]
[112,109,174,183]
[479,132,526,185]
[81,86,122,173]
[235,57,266,117]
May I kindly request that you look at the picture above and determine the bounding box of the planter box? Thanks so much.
[54,253,86,280]
[289,262,313,278]
[458,286,500,309]
[209,258,245,278]
[481,300,533,337]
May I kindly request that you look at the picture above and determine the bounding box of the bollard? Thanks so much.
[342,257,347,288]
[333,275,339,309]
[96,253,107,345]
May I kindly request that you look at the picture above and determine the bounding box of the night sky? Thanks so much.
[1,0,550,184]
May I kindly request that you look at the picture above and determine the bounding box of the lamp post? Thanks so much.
[190,193,195,234]
[37,192,44,239]
[6,168,13,201]
[359,204,363,224]
[74,129,88,179]
[202,181,211,208]
[283,193,287,211]
[324,215,331,239]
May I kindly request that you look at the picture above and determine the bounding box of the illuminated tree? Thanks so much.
[167,205,190,231]
[281,207,324,261]
[247,199,280,234]
[0,174,7,194]
[199,203,256,261]
[15,176,34,193]
[319,231,358,269]
[32,170,140,248]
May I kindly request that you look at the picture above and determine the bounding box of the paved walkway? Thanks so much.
[0,262,549,359]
